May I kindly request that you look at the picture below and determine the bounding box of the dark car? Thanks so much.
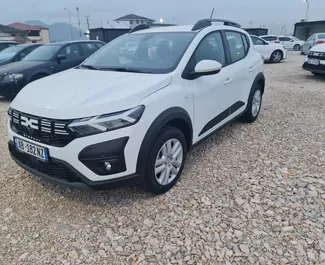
[0,40,105,99]
[0,41,18,52]
[0,44,42,66]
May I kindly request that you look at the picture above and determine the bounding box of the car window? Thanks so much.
[307,35,315,41]
[251,36,265,45]
[19,46,39,60]
[23,45,61,61]
[279,37,292,42]
[0,46,24,61]
[241,34,249,53]
[262,36,277,41]
[95,42,105,49]
[318,34,325,39]
[80,43,100,56]
[189,31,226,67]
[60,44,81,59]
[225,31,247,63]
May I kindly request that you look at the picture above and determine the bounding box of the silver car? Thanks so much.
[301,33,325,55]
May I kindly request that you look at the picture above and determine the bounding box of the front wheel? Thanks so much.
[145,126,187,194]
[241,84,263,123]
[293,44,301,51]
[270,50,283,63]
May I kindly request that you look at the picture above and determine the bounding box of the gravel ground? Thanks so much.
[1,52,325,265]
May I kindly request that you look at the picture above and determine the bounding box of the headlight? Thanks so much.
[68,105,145,137]
[2,73,24,83]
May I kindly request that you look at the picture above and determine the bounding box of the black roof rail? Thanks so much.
[192,19,241,31]
[129,23,175,34]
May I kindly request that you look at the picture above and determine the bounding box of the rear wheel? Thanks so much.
[241,84,263,123]
[145,126,187,194]
[293,44,301,51]
[270,50,283,63]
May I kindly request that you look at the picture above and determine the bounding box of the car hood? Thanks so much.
[11,68,172,119]
[0,60,49,74]
[310,43,325,52]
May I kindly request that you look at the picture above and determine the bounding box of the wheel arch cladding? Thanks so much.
[136,107,193,175]
[254,72,265,95]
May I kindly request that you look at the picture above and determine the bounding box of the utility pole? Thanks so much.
[85,15,90,31]
[76,6,82,38]
[64,8,73,40]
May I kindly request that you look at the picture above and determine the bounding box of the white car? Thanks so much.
[278,36,304,51]
[260,35,280,44]
[301,33,325,55]
[302,43,325,76]
[251,35,287,63]
[8,19,265,194]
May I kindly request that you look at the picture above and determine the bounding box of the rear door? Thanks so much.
[251,36,272,59]
[224,31,256,104]
[53,43,83,73]
[279,36,294,49]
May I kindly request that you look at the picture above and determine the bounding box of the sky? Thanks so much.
[1,0,325,34]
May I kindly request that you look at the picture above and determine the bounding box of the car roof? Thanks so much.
[130,24,246,34]
[16,43,42,47]
[260,35,278,37]
[46,40,104,46]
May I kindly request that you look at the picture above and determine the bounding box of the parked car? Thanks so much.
[301,33,325,55]
[302,43,325,76]
[0,44,42,66]
[8,19,265,194]
[260,35,280,44]
[0,41,18,52]
[278,36,304,51]
[250,35,287,63]
[0,40,105,98]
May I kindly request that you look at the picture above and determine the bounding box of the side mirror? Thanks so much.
[264,42,269,45]
[57,54,67,62]
[194,60,222,75]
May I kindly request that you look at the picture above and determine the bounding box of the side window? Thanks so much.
[60,44,81,59]
[281,37,291,42]
[80,43,99,56]
[225,31,247,63]
[190,31,226,67]
[251,36,264,45]
[20,46,38,59]
[95,42,105,49]
[279,37,285,41]
[241,34,249,53]
[307,35,314,41]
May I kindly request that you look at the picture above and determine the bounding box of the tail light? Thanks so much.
[316,40,325,45]
[274,40,280,43]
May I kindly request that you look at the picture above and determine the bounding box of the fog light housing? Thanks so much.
[104,161,112,171]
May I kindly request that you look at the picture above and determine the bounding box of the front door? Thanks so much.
[53,43,84,73]
[279,36,294,49]
[185,31,234,142]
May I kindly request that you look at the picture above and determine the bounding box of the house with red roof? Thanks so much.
[8,22,50,43]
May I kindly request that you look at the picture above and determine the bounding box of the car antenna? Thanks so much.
[210,7,215,19]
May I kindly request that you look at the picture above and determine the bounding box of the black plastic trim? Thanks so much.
[192,19,241,31]
[199,101,245,136]
[136,107,193,175]
[78,137,129,176]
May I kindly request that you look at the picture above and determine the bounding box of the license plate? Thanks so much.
[14,137,49,162]
[308,59,319,65]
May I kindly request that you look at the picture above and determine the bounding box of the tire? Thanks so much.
[145,126,187,194]
[270,50,283,63]
[312,72,323,76]
[241,84,263,123]
[293,44,301,51]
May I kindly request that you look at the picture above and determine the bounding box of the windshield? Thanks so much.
[81,32,196,74]
[291,36,301,41]
[0,46,24,61]
[23,45,61,61]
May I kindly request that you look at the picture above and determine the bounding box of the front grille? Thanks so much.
[11,147,81,183]
[9,108,76,147]
[307,51,325,60]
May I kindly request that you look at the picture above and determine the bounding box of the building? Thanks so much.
[115,13,155,29]
[294,20,325,41]
[90,28,130,43]
[243,28,268,36]
[8,22,50,43]
[0,24,25,42]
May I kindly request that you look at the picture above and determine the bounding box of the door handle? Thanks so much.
[224,78,232,85]
[249,66,255,72]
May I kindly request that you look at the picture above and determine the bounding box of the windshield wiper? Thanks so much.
[79,64,99,70]
[99,67,152,73]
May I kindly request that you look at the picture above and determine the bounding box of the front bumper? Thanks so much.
[0,81,25,96]
[8,119,147,189]
[9,140,143,190]
[302,62,325,74]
